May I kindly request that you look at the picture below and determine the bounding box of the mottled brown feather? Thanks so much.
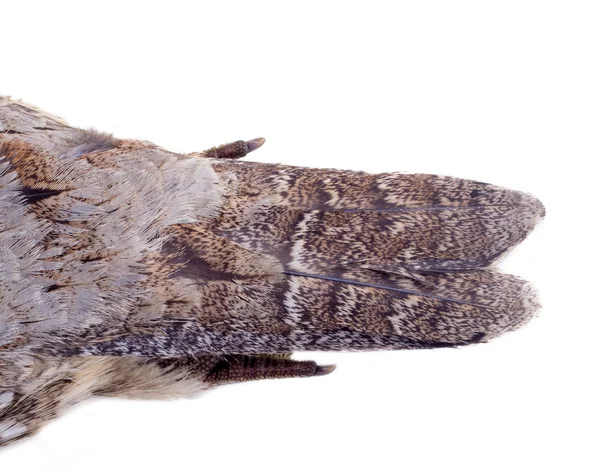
[0,96,544,446]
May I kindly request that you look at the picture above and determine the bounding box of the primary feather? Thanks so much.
[0,96,544,446]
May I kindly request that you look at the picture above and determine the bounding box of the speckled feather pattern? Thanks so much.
[0,97,544,446]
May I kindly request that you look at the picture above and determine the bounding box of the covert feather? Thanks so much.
[0,97,544,446]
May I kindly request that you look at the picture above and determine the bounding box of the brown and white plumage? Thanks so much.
[0,96,544,446]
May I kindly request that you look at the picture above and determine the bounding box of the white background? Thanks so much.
[1,1,598,471]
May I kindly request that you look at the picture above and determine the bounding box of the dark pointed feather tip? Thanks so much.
[314,364,337,377]
[246,137,266,153]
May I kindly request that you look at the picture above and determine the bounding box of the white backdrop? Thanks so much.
[1,1,598,471]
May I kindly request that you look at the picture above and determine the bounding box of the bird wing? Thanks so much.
[64,159,543,356]
[0,96,544,359]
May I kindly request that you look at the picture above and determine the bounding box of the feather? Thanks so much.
[0,96,544,446]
